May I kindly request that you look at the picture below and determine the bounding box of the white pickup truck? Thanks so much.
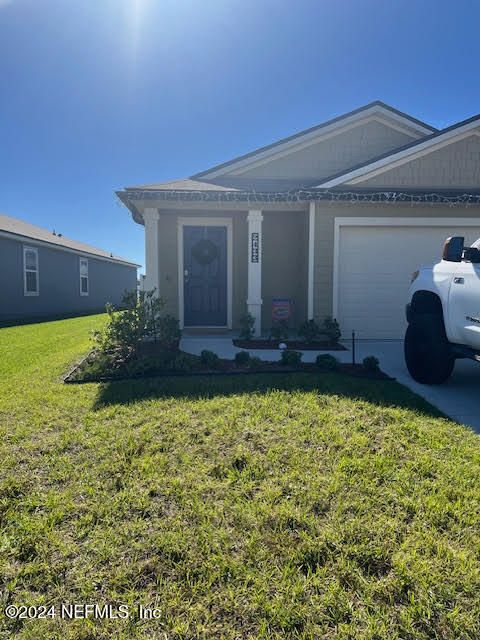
[405,236,480,384]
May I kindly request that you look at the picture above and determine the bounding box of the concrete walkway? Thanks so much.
[180,335,480,434]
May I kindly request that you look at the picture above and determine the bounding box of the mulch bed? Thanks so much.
[64,351,393,384]
[233,339,346,351]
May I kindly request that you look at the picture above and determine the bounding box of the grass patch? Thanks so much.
[1,316,480,638]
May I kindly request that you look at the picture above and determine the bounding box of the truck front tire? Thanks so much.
[404,315,455,384]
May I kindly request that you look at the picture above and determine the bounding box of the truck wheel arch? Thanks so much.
[410,290,444,317]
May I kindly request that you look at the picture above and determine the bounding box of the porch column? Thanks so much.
[307,201,315,319]
[143,207,160,295]
[247,209,263,337]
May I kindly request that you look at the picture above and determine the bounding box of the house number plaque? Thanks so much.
[251,232,259,263]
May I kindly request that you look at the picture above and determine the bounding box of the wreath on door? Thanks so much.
[192,239,219,265]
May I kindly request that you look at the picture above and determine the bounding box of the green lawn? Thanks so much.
[1,316,480,639]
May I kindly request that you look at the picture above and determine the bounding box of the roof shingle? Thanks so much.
[0,214,139,267]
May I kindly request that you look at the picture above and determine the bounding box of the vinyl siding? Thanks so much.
[231,119,417,182]
[0,236,137,321]
[356,134,480,188]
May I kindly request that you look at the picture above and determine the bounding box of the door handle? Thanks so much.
[454,277,464,284]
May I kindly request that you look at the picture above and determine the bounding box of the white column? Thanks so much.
[307,201,316,319]
[247,209,263,337]
[143,207,160,295]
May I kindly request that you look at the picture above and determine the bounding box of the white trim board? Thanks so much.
[307,202,315,319]
[196,105,432,180]
[318,119,480,188]
[177,217,233,330]
[332,216,480,321]
[23,245,39,297]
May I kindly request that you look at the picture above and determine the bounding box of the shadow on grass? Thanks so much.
[93,371,444,419]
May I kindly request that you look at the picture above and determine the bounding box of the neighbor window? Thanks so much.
[79,258,89,296]
[23,246,39,296]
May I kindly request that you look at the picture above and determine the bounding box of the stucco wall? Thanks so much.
[261,211,308,330]
[357,134,480,188]
[154,208,308,331]
[143,200,480,337]
[313,202,480,322]
[0,236,137,321]
[156,209,248,328]
[232,119,416,181]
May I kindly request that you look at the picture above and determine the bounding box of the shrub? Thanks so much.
[172,352,199,372]
[321,316,341,344]
[363,355,380,372]
[126,351,178,377]
[92,289,181,363]
[92,302,144,363]
[298,319,321,343]
[315,354,340,371]
[239,313,255,341]
[281,349,302,366]
[156,314,181,349]
[270,320,289,341]
[235,351,250,366]
[200,350,220,369]
[249,356,263,369]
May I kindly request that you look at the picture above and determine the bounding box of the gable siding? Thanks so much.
[231,120,417,181]
[356,134,480,188]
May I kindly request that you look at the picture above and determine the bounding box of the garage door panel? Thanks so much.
[337,223,480,339]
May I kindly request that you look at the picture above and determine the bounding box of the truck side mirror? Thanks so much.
[442,236,464,262]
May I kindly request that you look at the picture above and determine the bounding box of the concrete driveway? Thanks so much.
[349,340,480,434]
[181,335,480,434]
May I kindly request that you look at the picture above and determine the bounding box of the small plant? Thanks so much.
[363,355,380,372]
[321,316,341,344]
[249,356,263,369]
[172,352,199,372]
[239,313,255,341]
[200,349,220,369]
[315,354,340,371]
[126,352,177,377]
[235,351,250,366]
[270,320,289,341]
[298,319,321,343]
[280,349,302,366]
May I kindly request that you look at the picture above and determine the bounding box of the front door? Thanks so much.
[183,225,227,327]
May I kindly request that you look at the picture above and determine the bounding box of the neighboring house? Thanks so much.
[117,101,480,339]
[0,214,139,322]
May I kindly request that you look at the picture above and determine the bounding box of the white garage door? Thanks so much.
[336,221,480,339]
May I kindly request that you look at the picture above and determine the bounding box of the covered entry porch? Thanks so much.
[143,203,316,336]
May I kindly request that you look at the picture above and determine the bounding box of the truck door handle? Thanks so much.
[454,277,464,284]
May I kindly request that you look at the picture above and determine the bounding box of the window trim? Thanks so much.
[79,257,89,296]
[23,246,39,296]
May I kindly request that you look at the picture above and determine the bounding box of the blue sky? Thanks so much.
[1,0,479,270]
